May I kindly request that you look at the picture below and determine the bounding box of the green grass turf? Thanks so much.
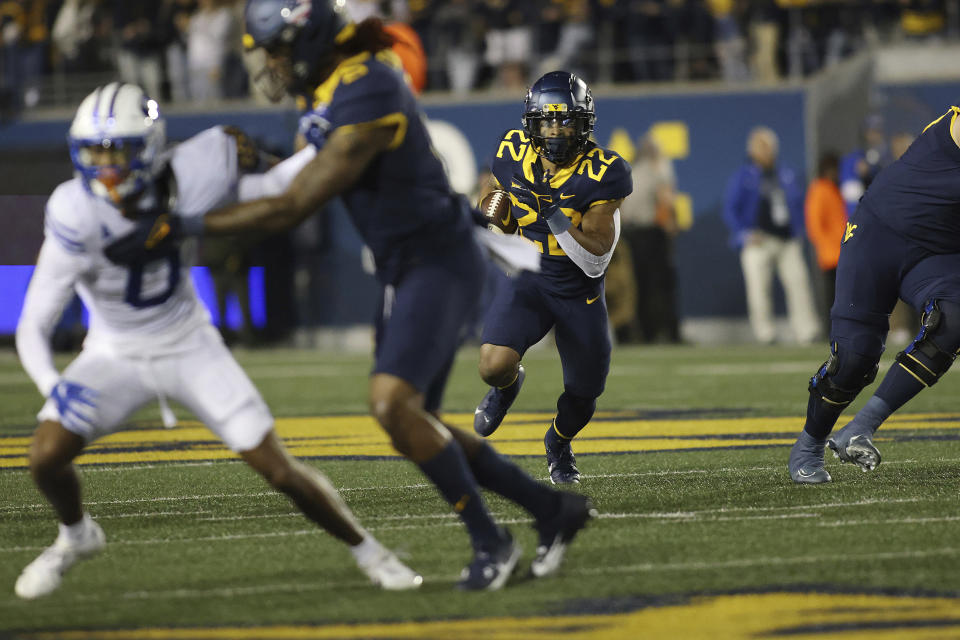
[1,343,959,635]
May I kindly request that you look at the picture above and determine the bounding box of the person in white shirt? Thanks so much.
[14,82,421,599]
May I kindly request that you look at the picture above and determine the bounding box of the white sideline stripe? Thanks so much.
[574,547,960,575]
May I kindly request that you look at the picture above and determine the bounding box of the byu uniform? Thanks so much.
[16,127,299,451]
[482,130,632,398]
[298,49,485,409]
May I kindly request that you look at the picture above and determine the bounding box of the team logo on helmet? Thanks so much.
[522,71,596,167]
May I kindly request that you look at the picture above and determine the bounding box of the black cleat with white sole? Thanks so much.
[531,492,596,578]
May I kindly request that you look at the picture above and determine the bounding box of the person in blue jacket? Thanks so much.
[723,125,819,344]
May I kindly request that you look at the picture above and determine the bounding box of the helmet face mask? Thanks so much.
[243,0,348,98]
[522,71,596,167]
[68,83,165,206]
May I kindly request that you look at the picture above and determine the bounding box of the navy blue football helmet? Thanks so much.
[244,0,347,98]
[522,71,596,166]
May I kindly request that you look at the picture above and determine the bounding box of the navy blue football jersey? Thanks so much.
[300,50,473,283]
[490,129,632,297]
[859,106,960,254]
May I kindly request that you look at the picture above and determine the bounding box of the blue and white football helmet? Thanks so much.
[522,71,596,166]
[243,0,348,99]
[68,83,165,205]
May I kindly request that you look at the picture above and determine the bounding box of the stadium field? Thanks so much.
[2,343,959,639]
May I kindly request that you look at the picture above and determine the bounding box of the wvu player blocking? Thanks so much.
[789,105,960,483]
[14,83,422,598]
[107,0,595,590]
[473,71,633,484]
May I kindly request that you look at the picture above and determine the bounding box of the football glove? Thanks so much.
[537,185,571,235]
[104,212,188,265]
[49,380,98,432]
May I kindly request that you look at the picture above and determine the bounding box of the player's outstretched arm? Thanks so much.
[16,240,86,397]
[204,123,398,235]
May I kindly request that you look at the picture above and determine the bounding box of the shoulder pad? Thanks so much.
[45,180,95,254]
[170,127,238,214]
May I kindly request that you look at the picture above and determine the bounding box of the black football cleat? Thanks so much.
[545,433,581,484]
[474,365,525,437]
[457,530,522,591]
[531,492,596,578]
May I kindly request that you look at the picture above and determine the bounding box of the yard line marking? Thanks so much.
[0,485,932,517]
[7,500,948,552]
[2,548,956,608]
[573,546,960,575]
[96,510,211,520]
[816,515,960,527]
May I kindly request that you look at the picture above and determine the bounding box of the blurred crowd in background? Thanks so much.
[0,0,956,113]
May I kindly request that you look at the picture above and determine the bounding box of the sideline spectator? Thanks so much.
[723,126,819,344]
[0,0,50,109]
[159,0,196,103]
[619,133,681,344]
[539,0,593,79]
[186,0,236,103]
[434,0,482,93]
[52,0,102,74]
[804,150,847,336]
[480,0,532,90]
[113,0,164,99]
[839,114,889,216]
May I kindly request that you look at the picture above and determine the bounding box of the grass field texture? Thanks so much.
[1,343,959,639]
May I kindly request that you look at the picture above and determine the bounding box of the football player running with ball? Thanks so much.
[789,105,960,483]
[473,72,633,484]
[14,82,422,599]
[106,1,595,591]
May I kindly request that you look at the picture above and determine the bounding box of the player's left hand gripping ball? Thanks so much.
[104,213,186,265]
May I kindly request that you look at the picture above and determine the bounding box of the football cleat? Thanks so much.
[531,492,596,578]
[828,425,882,472]
[473,365,525,437]
[356,547,423,591]
[15,515,106,599]
[457,531,522,591]
[788,432,832,484]
[545,433,581,484]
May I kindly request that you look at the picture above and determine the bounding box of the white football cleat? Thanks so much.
[357,547,423,591]
[15,515,106,599]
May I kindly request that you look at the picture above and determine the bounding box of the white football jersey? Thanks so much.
[17,127,241,396]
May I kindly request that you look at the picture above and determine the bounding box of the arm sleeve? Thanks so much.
[16,239,86,397]
[554,208,621,278]
[237,145,317,201]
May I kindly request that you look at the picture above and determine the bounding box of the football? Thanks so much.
[479,189,517,235]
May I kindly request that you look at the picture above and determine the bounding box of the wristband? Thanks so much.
[544,206,572,235]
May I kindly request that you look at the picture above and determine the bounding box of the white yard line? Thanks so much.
[4,500,952,553]
[574,547,960,575]
[2,547,957,608]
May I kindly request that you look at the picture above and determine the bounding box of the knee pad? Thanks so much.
[809,341,881,408]
[555,389,597,437]
[895,299,960,386]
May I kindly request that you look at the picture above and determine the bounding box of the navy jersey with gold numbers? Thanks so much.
[859,107,960,254]
[300,49,473,284]
[490,129,632,297]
